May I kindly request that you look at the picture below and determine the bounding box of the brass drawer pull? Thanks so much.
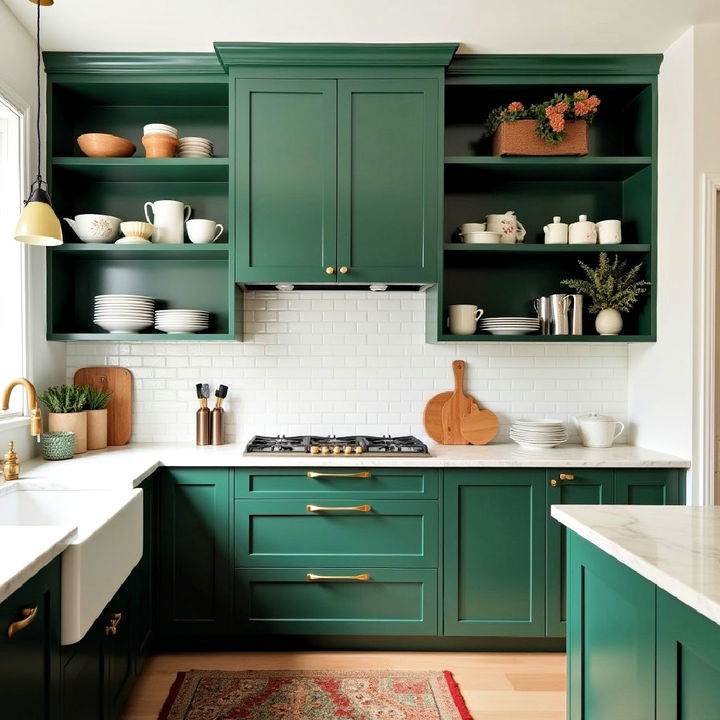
[307,573,371,582]
[306,471,371,479]
[550,473,576,487]
[307,504,372,513]
[7,605,38,638]
[105,612,122,636]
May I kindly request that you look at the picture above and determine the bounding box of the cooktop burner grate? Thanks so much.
[245,434,429,455]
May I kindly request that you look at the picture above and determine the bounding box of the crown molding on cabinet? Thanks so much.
[42,52,225,75]
[213,43,459,70]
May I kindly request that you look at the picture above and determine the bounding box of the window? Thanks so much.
[0,95,26,415]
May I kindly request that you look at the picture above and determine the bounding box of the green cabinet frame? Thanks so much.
[443,468,546,637]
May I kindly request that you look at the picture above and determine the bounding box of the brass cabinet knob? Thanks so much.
[339,266,349,274]
[326,266,335,275]
[550,478,558,487]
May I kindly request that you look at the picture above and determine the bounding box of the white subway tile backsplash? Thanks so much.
[66,290,628,444]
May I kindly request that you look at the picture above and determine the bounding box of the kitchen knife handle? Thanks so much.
[7,605,38,638]
[306,504,372,513]
[306,573,371,582]
[306,471,371,479]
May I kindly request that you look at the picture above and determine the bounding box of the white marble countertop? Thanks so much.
[0,441,690,496]
[0,525,77,604]
[552,505,720,625]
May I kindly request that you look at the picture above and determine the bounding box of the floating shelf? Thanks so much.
[48,332,234,342]
[435,333,653,343]
[444,243,651,253]
[444,156,652,181]
[51,157,229,182]
[52,243,229,261]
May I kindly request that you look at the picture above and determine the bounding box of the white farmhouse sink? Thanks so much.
[0,489,143,644]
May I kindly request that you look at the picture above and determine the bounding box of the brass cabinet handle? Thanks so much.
[306,504,372,513]
[326,266,335,275]
[307,573,370,582]
[339,266,349,274]
[306,471,371,479]
[7,605,38,638]
[550,478,558,487]
[105,612,122,636]
[559,474,575,481]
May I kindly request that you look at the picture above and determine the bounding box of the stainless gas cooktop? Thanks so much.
[245,434,429,456]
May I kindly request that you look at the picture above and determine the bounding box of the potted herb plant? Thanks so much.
[562,253,651,335]
[86,387,113,450]
[485,90,601,156]
[39,385,91,454]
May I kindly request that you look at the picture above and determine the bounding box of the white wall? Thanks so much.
[0,3,66,461]
[65,291,628,446]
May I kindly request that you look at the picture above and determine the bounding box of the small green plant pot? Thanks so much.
[40,431,76,461]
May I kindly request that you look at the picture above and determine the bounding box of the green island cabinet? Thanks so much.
[567,532,720,720]
[427,54,661,342]
[43,52,237,341]
[214,43,456,286]
[0,556,60,720]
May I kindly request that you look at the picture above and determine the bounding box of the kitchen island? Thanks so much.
[552,504,720,720]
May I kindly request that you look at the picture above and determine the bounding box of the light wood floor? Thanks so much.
[121,651,566,720]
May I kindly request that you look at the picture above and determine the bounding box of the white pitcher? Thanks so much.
[486,211,526,244]
[144,200,191,244]
[573,413,625,448]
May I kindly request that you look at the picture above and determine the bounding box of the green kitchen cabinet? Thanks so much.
[567,533,656,720]
[0,557,60,720]
[545,468,614,637]
[220,44,456,286]
[614,468,683,504]
[443,468,546,637]
[656,589,720,720]
[156,468,232,637]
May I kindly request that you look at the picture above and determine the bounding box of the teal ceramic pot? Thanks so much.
[40,431,75,461]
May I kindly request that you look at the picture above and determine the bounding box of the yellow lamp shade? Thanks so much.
[14,187,63,246]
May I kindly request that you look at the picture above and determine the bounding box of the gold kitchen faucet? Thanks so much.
[1,377,43,437]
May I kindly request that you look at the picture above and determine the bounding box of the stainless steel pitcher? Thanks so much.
[549,294,571,335]
[533,296,551,335]
[568,294,583,335]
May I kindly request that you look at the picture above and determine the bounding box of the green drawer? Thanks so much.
[235,499,438,567]
[234,468,438,499]
[235,568,438,635]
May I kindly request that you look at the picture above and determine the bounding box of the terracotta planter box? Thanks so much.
[492,119,588,156]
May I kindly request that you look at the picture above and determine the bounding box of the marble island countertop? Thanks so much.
[552,505,720,625]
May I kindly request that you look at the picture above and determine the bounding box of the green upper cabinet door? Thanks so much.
[443,469,546,637]
[546,469,614,638]
[337,79,439,284]
[234,79,337,282]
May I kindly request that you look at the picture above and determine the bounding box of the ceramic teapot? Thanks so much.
[486,211,526,244]
[64,214,121,243]
[573,413,625,448]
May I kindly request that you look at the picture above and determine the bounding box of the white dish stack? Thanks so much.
[479,317,540,335]
[155,309,209,334]
[143,123,178,139]
[510,419,568,449]
[94,294,155,333]
[178,137,214,158]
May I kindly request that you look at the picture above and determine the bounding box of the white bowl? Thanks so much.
[461,231,503,244]
[94,318,154,333]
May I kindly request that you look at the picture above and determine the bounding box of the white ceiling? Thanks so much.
[2,0,719,54]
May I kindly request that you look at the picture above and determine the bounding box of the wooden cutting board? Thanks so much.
[74,367,133,446]
[460,404,500,445]
[423,391,453,443]
[440,360,477,444]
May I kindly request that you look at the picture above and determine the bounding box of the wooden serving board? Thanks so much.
[460,404,500,445]
[441,360,476,444]
[74,367,133,446]
[422,391,452,443]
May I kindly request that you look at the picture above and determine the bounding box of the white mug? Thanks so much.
[186,218,224,244]
[447,305,484,335]
[596,219,622,245]
[144,200,192,244]
[486,211,526,244]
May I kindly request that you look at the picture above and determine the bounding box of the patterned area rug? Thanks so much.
[158,668,473,719]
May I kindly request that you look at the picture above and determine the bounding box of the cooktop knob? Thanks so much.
[321,446,330,455]
[354,446,363,454]
[310,446,320,454]
[333,445,342,454]
[344,446,353,455]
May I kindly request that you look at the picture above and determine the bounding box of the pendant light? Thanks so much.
[14,0,62,246]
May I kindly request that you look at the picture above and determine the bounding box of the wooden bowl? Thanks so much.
[141,133,179,159]
[77,133,136,158]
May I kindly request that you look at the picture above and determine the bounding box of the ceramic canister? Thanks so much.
[568,214,598,244]
[596,219,622,244]
[543,216,568,244]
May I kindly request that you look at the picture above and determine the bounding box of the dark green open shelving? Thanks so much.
[51,157,229,182]
[54,243,228,260]
[444,243,651,253]
[436,333,651,343]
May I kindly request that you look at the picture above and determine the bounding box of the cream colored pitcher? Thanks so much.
[144,200,191,244]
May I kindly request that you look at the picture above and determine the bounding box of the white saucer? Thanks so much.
[116,236,151,245]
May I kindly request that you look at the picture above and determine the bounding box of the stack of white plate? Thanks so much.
[178,137,214,158]
[510,419,568,449]
[155,309,209,334]
[479,317,540,335]
[94,294,155,333]
[143,123,178,139]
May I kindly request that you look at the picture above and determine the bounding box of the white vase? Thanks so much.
[595,308,623,335]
